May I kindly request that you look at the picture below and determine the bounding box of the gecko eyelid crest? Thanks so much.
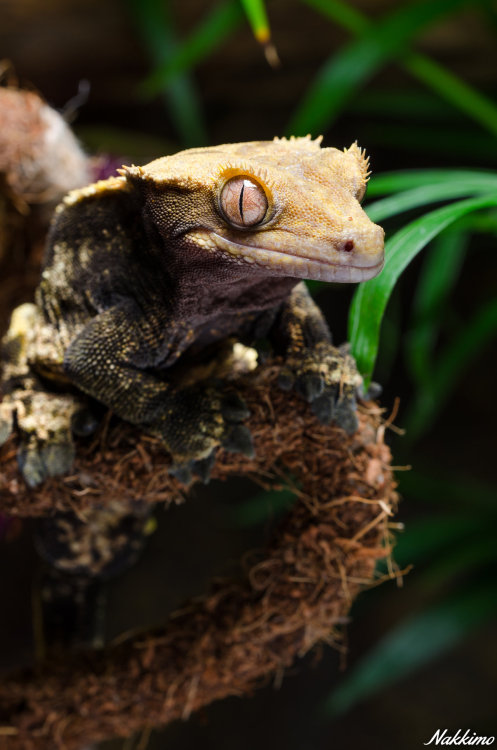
[219,175,268,228]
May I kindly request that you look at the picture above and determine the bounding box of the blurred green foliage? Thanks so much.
[350,185,497,388]
[128,0,497,722]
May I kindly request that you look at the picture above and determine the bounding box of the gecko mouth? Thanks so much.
[211,233,384,283]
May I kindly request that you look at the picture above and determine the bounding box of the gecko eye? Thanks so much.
[220,176,268,228]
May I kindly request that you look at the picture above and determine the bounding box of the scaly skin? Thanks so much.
[0,136,384,486]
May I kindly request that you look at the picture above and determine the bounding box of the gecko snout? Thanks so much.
[334,223,384,266]
[338,240,355,253]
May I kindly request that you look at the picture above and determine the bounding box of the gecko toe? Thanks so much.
[18,445,46,488]
[43,442,76,477]
[223,424,254,458]
[295,373,324,402]
[17,436,76,486]
[191,451,217,484]
[220,392,250,422]
[169,450,217,486]
[311,388,335,424]
[168,460,194,485]
[334,395,359,435]
[0,417,13,446]
[358,381,383,400]
[0,400,14,446]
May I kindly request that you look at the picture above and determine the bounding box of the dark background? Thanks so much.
[1,1,496,748]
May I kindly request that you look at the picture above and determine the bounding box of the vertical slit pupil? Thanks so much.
[239,182,245,223]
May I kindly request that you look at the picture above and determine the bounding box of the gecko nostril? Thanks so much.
[342,240,355,253]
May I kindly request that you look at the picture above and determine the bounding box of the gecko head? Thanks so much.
[123,136,384,284]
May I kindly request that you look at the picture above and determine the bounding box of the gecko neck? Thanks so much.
[170,255,299,321]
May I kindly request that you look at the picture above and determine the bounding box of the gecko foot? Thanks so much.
[278,342,363,435]
[0,390,90,487]
[165,385,253,485]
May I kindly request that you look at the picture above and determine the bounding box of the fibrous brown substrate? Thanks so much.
[0,367,397,749]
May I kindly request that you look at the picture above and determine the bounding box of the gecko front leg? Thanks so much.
[63,302,253,483]
[0,304,93,486]
[271,282,362,434]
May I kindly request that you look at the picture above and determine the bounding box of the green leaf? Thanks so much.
[303,0,368,35]
[366,179,497,223]
[367,169,497,199]
[348,194,497,386]
[240,0,271,43]
[288,0,477,136]
[404,52,497,139]
[323,584,497,716]
[349,89,460,120]
[141,0,243,96]
[300,0,497,137]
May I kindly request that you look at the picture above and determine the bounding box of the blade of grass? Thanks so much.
[366,180,497,223]
[348,193,497,385]
[289,0,475,136]
[301,0,497,138]
[406,230,468,387]
[349,89,460,120]
[303,0,368,35]
[240,0,271,43]
[404,53,497,139]
[322,583,497,717]
[140,0,243,97]
[240,0,279,65]
[368,169,497,198]
[127,0,207,146]
[404,295,497,441]
[289,0,478,136]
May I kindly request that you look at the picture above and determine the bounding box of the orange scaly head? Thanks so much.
[123,136,384,284]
